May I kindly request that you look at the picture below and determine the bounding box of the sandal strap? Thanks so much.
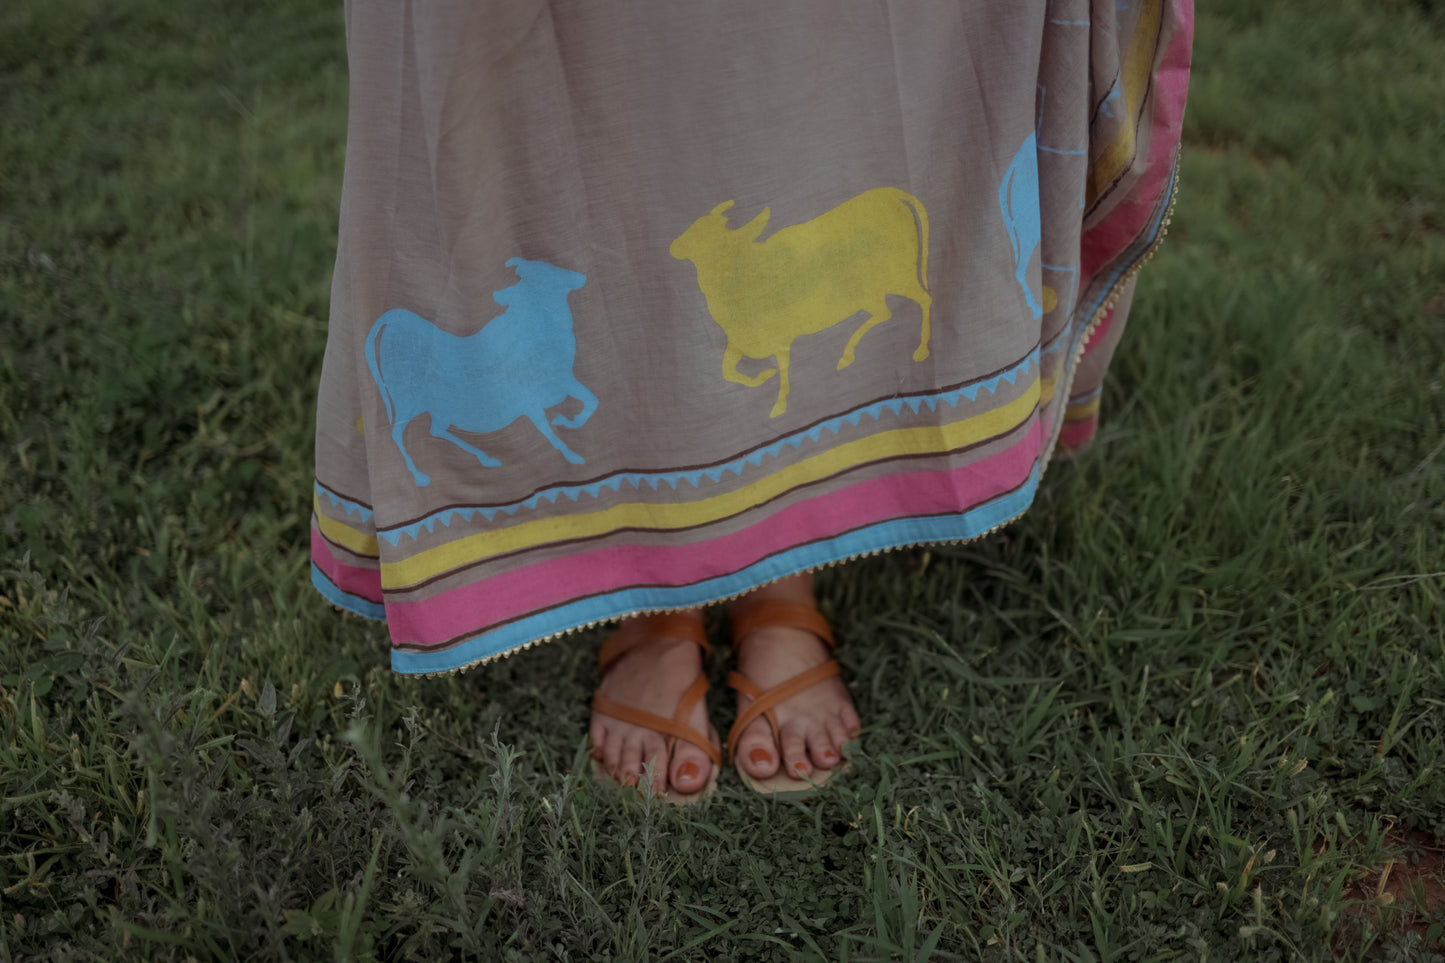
[725,659,840,759]
[593,674,722,766]
[730,599,834,650]
[725,673,782,754]
[598,610,709,674]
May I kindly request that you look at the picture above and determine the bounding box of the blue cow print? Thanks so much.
[364,258,598,486]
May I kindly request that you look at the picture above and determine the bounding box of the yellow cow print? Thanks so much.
[670,188,931,418]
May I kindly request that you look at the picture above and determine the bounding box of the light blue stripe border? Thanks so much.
[311,564,387,622]
[389,460,1042,674]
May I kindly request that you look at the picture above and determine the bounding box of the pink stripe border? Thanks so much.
[312,528,384,604]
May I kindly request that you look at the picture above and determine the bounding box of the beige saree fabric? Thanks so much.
[311,0,1193,674]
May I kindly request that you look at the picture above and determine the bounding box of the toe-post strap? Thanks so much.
[725,660,840,758]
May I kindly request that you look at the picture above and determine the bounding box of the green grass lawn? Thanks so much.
[2,0,1442,959]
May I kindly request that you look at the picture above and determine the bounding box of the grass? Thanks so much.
[2,0,1442,959]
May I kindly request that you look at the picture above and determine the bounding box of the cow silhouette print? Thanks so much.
[365,258,597,487]
[671,188,932,418]
[1000,133,1044,320]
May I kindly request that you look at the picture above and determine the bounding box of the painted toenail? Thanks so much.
[750,748,772,766]
[678,761,699,780]
[823,751,837,763]
[793,761,808,773]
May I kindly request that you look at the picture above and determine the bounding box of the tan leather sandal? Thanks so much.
[590,610,721,804]
[725,598,853,797]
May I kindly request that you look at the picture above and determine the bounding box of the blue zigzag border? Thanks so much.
[316,488,373,524]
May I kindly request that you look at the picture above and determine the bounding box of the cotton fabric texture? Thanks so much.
[311,0,1194,674]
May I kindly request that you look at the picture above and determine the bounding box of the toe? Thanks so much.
[669,741,710,795]
[839,702,862,738]
[825,719,851,759]
[780,728,811,779]
[734,720,780,779]
[618,734,645,788]
[588,719,608,760]
[806,725,839,770]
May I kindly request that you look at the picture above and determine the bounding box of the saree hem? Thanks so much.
[388,460,1041,675]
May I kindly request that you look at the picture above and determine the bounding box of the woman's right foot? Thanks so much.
[589,614,717,796]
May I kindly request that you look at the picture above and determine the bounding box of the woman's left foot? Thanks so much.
[728,575,860,784]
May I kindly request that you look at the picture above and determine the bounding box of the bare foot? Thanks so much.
[730,575,861,782]
[589,613,717,797]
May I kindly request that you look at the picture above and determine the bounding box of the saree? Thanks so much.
[311,0,1193,675]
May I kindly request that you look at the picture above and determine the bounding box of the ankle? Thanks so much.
[729,573,815,610]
